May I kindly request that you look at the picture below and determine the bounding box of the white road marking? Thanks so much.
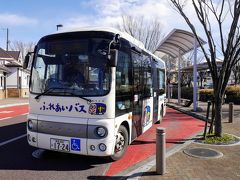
[0,111,14,114]
[0,103,28,108]
[0,134,27,147]
[0,113,28,121]
[0,117,12,121]
[21,113,29,116]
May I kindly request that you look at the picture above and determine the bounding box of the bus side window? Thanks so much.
[158,69,165,95]
[116,50,133,116]
[142,55,152,97]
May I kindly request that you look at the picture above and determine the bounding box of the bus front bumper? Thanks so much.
[27,118,116,157]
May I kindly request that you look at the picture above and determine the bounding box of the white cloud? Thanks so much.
[0,13,37,26]
[62,0,235,57]
[63,16,92,29]
[64,0,172,29]
[73,0,190,32]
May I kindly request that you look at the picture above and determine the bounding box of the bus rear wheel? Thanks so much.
[111,125,128,161]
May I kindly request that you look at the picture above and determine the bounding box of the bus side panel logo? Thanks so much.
[143,105,151,127]
[89,103,106,115]
[71,138,81,151]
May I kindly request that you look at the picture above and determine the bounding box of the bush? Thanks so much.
[199,89,214,101]
[171,87,193,100]
[225,85,240,104]
[198,85,240,104]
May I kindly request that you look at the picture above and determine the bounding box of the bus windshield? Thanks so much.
[30,35,111,97]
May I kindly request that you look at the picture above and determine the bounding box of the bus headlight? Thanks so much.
[96,127,107,137]
[28,120,33,130]
[27,119,37,131]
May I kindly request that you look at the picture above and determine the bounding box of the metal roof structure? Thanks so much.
[155,28,206,112]
[168,61,223,73]
[155,29,206,58]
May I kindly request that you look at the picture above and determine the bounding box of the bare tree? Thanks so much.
[10,41,35,62]
[116,15,164,52]
[170,0,240,137]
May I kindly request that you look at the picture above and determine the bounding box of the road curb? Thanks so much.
[117,131,203,179]
[167,103,207,121]
[0,103,29,109]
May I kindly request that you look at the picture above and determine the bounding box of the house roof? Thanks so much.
[0,64,11,73]
[5,61,22,67]
[7,51,20,60]
[0,47,22,68]
[0,48,20,61]
[0,48,15,60]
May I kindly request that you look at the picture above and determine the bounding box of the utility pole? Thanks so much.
[1,28,9,51]
[6,28,9,51]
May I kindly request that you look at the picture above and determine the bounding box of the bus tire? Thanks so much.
[110,125,129,161]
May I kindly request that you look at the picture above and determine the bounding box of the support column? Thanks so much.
[178,50,181,104]
[193,37,198,111]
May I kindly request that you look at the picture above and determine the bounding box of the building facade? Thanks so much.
[0,48,30,99]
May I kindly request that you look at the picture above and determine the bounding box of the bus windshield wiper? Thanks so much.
[35,87,63,100]
[64,91,92,104]
[35,87,92,103]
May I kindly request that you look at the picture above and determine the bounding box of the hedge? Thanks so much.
[170,87,193,99]
[169,85,240,104]
[225,85,240,104]
[199,85,240,104]
[199,89,214,101]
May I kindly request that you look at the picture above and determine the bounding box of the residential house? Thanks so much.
[0,48,30,99]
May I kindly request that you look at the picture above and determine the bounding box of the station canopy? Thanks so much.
[155,29,206,58]
[154,28,206,111]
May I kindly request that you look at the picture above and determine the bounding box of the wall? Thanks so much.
[20,68,30,97]
[6,67,18,88]
[5,67,30,98]
[20,69,30,88]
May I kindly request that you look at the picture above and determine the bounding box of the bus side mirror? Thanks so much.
[107,34,120,67]
[23,52,34,69]
[108,49,118,67]
[23,53,30,69]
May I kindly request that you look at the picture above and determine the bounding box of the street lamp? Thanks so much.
[56,24,63,31]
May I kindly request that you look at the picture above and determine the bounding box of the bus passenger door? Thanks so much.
[132,53,143,140]
[141,55,153,133]
[152,60,159,123]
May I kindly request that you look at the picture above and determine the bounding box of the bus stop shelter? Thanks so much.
[155,29,206,111]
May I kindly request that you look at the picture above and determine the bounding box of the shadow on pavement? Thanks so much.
[88,171,158,179]
[0,135,112,171]
[0,122,26,143]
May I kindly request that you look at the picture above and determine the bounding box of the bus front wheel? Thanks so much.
[111,125,128,161]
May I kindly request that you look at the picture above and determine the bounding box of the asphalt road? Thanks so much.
[0,105,206,179]
[0,115,112,180]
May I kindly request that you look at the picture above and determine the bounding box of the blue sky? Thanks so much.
[0,0,235,60]
[0,0,98,47]
[0,0,195,48]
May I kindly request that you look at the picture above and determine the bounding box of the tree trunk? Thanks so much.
[214,95,223,137]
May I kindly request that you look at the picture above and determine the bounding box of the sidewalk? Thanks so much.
[141,99,240,180]
[0,98,29,108]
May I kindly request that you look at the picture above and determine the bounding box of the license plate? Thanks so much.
[50,138,70,152]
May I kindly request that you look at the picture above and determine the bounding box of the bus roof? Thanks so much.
[52,27,144,49]
[51,26,165,67]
